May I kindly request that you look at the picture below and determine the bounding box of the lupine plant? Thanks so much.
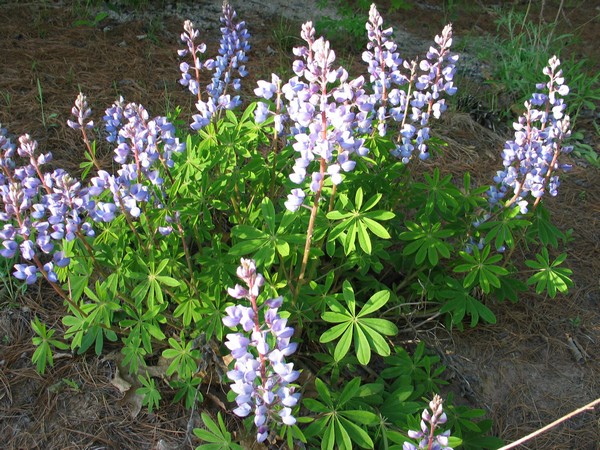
[0,2,574,448]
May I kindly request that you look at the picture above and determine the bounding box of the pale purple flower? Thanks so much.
[13,264,37,284]
[179,5,250,130]
[404,395,453,450]
[224,259,300,443]
[489,56,572,213]
[67,92,94,130]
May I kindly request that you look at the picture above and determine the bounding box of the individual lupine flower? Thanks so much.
[489,56,572,214]
[254,74,287,134]
[13,263,38,285]
[66,92,94,130]
[404,395,453,450]
[0,240,17,258]
[224,259,300,443]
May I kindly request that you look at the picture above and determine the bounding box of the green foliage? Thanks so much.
[72,10,108,28]
[162,333,201,379]
[31,317,69,374]
[304,377,379,449]
[525,248,573,298]
[438,276,497,329]
[314,0,411,52]
[454,245,508,294]
[399,220,454,266]
[320,281,398,365]
[478,205,530,250]
[194,412,244,450]
[327,188,395,256]
[136,373,162,414]
[315,0,370,51]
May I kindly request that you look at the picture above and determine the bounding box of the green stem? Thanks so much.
[32,254,87,317]
[294,157,326,303]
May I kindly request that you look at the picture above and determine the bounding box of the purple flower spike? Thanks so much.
[268,20,369,211]
[67,92,94,130]
[489,56,572,213]
[404,395,453,450]
[224,259,299,443]
[363,4,457,164]
[179,4,250,130]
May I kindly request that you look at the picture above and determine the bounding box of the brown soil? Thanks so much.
[0,1,599,449]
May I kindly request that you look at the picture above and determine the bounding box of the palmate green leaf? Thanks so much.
[529,205,565,247]
[31,317,67,374]
[68,256,93,303]
[454,245,508,294]
[121,335,146,375]
[440,289,497,328]
[137,374,161,413]
[321,284,396,364]
[32,343,51,374]
[77,325,105,355]
[163,334,200,379]
[479,205,530,250]
[399,221,453,266]
[174,297,203,326]
[63,298,93,330]
[327,188,394,255]
[194,412,243,449]
[525,249,573,297]
[305,378,378,450]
